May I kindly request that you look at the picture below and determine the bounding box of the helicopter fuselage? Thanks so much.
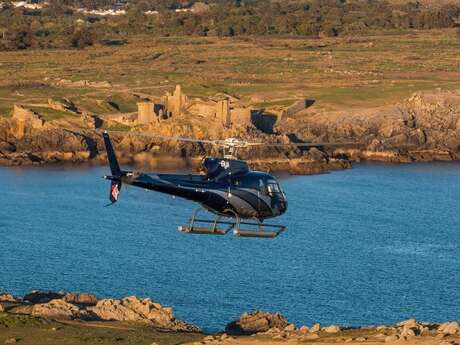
[114,169,287,220]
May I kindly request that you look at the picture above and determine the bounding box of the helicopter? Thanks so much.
[102,131,351,238]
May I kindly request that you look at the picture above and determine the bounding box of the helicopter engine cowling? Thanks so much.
[202,158,249,181]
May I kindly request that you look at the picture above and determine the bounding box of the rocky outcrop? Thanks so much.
[0,290,199,332]
[63,292,98,306]
[30,299,95,320]
[88,296,199,331]
[0,293,18,303]
[438,321,460,335]
[225,311,289,335]
[279,91,460,164]
[0,90,459,171]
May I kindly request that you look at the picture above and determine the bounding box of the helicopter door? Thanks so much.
[259,179,268,195]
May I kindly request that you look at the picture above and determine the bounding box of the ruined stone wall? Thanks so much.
[286,99,309,116]
[230,107,252,126]
[11,105,45,139]
[187,100,217,119]
[165,85,187,117]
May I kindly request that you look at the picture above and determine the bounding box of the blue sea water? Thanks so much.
[0,162,459,332]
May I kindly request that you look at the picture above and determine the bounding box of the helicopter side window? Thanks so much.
[259,179,268,195]
[233,178,241,186]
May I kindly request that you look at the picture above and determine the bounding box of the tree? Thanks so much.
[69,26,94,48]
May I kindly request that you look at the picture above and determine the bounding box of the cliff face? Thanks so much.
[278,91,460,163]
[0,91,459,173]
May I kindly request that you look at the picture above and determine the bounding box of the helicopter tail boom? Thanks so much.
[103,131,122,177]
[102,131,125,204]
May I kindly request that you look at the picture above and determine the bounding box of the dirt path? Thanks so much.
[57,319,137,331]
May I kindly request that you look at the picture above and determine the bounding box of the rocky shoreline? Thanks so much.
[0,91,459,175]
[1,291,459,345]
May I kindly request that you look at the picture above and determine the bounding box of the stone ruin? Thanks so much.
[135,84,252,128]
[134,84,313,133]
[47,98,80,114]
[11,104,45,139]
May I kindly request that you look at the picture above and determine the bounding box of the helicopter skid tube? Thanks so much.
[233,220,286,238]
[178,225,229,235]
[178,207,286,238]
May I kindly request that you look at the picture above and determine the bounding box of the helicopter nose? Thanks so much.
[273,196,287,216]
[279,199,287,214]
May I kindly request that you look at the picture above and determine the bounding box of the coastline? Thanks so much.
[1,291,459,345]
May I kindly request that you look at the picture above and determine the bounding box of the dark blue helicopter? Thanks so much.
[103,131,347,238]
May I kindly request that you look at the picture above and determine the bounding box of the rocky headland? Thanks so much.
[1,291,459,345]
[0,90,459,175]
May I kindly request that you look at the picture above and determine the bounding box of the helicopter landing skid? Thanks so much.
[177,208,286,238]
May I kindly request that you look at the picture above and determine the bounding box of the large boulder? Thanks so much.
[438,321,460,335]
[0,293,18,303]
[30,299,88,320]
[88,296,200,332]
[63,292,98,306]
[225,311,289,335]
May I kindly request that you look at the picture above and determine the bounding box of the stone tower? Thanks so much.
[166,85,187,117]
[137,102,155,124]
[216,99,231,127]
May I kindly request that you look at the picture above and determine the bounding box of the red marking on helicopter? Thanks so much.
[111,182,119,201]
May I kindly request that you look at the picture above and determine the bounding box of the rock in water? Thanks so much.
[225,311,289,335]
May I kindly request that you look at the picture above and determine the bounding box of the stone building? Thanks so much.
[134,85,255,128]
[137,102,156,124]
[11,104,45,139]
[216,99,231,127]
[164,85,187,118]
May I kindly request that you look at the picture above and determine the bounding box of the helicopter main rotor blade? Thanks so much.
[105,130,218,145]
[246,142,358,148]
[101,130,359,149]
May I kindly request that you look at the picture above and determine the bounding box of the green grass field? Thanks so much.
[0,29,458,119]
[0,313,203,345]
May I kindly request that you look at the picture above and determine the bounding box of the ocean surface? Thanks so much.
[1,162,459,331]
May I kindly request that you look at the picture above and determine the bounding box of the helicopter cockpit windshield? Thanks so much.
[266,179,283,196]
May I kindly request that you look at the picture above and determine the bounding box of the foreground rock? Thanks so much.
[1,290,199,332]
[0,293,17,303]
[88,296,200,331]
[225,310,289,335]
[31,299,95,320]
[1,296,460,344]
